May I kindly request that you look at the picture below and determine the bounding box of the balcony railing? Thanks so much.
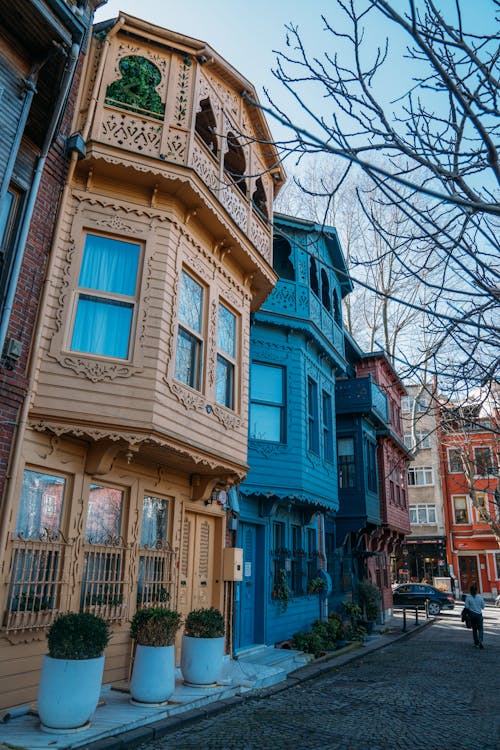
[336,376,389,424]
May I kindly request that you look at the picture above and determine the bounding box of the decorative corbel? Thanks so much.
[190,474,221,502]
[85,441,121,475]
[85,167,94,192]
[150,183,159,208]
[184,207,199,225]
[243,272,254,287]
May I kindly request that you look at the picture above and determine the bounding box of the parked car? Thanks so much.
[392,583,455,615]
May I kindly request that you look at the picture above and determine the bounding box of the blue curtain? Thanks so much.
[71,235,140,358]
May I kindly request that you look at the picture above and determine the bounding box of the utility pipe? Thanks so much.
[0,75,37,206]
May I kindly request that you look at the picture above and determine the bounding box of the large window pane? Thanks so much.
[175,327,202,388]
[216,355,234,408]
[78,235,140,295]
[15,471,65,538]
[249,403,281,442]
[141,496,169,547]
[250,363,283,403]
[218,304,236,356]
[71,295,133,358]
[338,437,356,488]
[85,485,123,543]
[178,271,203,332]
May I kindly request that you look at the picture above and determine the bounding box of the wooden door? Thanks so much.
[178,512,216,619]
[458,556,478,594]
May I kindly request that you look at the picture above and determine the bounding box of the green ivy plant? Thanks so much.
[273,569,291,613]
[106,55,165,119]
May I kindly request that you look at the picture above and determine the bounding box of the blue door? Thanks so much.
[236,523,258,648]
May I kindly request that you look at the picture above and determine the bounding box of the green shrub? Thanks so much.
[131,607,182,646]
[342,600,362,622]
[184,608,225,638]
[48,612,110,660]
[357,579,380,621]
[328,613,345,641]
[291,630,325,657]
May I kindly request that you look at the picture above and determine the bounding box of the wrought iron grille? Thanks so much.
[137,541,176,609]
[3,531,69,631]
[81,535,128,622]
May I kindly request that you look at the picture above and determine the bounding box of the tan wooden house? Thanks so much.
[0,12,283,709]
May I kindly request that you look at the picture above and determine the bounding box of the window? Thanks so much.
[495,553,500,579]
[6,470,67,627]
[0,185,23,295]
[338,436,356,489]
[175,270,204,390]
[416,432,431,449]
[273,236,295,280]
[308,378,319,454]
[70,234,141,359]
[309,257,319,296]
[366,440,377,492]
[272,521,287,597]
[321,268,331,311]
[252,178,268,219]
[195,98,218,155]
[15,470,65,539]
[82,485,126,614]
[249,363,285,442]
[404,434,413,450]
[332,289,341,325]
[224,132,246,195]
[409,504,437,525]
[473,446,494,476]
[290,525,303,595]
[471,492,488,523]
[448,448,463,473]
[322,391,334,463]
[137,496,175,607]
[306,527,318,581]
[402,395,427,413]
[407,466,434,486]
[105,55,165,119]
[453,495,469,524]
[216,304,236,409]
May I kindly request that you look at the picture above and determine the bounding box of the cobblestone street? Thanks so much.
[139,608,499,750]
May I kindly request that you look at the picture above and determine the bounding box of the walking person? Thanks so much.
[464,584,486,649]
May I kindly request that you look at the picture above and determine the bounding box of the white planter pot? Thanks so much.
[37,655,104,730]
[181,635,225,686]
[130,644,175,704]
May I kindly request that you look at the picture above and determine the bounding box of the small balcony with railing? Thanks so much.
[80,16,282,264]
[335,376,389,426]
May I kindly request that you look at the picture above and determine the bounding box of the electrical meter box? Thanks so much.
[223,547,243,581]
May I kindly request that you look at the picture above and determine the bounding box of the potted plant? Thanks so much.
[357,579,380,634]
[328,613,346,648]
[308,576,328,619]
[129,607,182,704]
[181,607,225,686]
[37,612,110,730]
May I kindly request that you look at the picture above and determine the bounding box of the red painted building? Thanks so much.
[355,353,411,615]
[438,385,500,600]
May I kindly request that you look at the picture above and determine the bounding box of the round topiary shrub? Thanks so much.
[184,607,224,638]
[130,607,182,646]
[48,612,110,660]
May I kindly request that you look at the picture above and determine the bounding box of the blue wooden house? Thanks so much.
[235,214,353,649]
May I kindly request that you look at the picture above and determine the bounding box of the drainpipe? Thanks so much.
[0,42,80,357]
[0,74,37,206]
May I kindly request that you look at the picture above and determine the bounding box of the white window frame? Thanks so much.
[407,466,434,486]
[409,504,437,525]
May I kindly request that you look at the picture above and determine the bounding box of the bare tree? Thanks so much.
[251,0,500,396]
[439,387,500,544]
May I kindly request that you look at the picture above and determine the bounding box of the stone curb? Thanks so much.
[79,618,434,750]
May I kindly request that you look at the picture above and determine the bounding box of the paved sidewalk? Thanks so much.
[0,610,432,750]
